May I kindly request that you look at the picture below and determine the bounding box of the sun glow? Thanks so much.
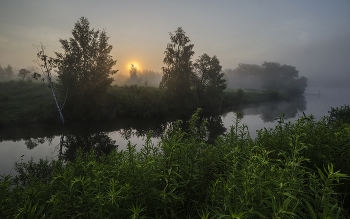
[126,62,140,72]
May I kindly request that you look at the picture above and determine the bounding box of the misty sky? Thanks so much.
[1,0,349,87]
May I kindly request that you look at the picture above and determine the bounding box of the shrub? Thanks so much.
[1,109,349,218]
[328,104,350,126]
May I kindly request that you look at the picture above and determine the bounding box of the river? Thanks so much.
[1,86,349,176]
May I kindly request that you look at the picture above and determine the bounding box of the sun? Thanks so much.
[126,61,140,72]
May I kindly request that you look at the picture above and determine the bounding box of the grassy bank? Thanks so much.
[0,80,56,126]
[1,109,350,218]
[1,80,300,126]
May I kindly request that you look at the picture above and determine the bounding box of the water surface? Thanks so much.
[1,87,349,176]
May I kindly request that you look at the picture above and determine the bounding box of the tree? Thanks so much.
[227,62,307,96]
[34,44,67,125]
[55,17,117,116]
[225,64,263,89]
[18,69,31,81]
[0,64,14,80]
[193,53,227,109]
[159,27,195,96]
[129,64,139,84]
[261,62,307,95]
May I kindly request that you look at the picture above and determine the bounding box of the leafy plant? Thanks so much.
[1,109,350,218]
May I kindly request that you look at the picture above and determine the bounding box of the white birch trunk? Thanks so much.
[48,77,65,124]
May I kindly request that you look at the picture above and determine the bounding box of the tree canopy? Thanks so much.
[18,69,31,81]
[227,62,307,95]
[55,17,117,118]
[159,27,195,96]
[193,53,227,109]
[159,27,227,111]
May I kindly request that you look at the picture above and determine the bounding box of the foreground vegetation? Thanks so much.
[1,107,350,218]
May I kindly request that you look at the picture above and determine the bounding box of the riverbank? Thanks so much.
[0,80,302,126]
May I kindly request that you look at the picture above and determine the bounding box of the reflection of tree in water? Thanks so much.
[62,132,118,162]
[24,136,54,150]
[118,115,226,144]
[118,122,169,140]
[243,96,307,122]
[203,115,227,144]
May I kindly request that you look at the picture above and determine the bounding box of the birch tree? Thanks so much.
[55,17,117,116]
[34,44,67,125]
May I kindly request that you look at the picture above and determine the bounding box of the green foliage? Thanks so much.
[1,109,350,218]
[0,81,54,126]
[159,27,199,112]
[236,88,244,99]
[159,28,230,112]
[329,104,350,126]
[105,85,168,119]
[160,27,195,95]
[193,53,227,110]
[56,17,117,119]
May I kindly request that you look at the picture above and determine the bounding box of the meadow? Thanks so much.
[0,80,289,126]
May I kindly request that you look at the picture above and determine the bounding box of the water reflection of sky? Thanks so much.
[0,138,61,176]
[222,87,350,139]
[109,130,160,151]
[0,133,161,176]
[221,113,298,139]
[1,87,349,176]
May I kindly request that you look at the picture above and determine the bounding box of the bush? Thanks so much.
[329,104,350,126]
[1,109,350,218]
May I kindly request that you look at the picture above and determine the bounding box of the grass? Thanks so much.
[1,109,350,218]
[0,81,293,126]
[0,80,56,126]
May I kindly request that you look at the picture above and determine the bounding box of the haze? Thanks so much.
[1,0,349,87]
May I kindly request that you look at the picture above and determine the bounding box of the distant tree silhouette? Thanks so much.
[0,64,14,80]
[129,64,139,84]
[226,62,307,96]
[18,69,31,81]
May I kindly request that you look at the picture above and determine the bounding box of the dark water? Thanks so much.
[1,87,349,176]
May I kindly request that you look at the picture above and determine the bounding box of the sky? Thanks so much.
[1,0,350,87]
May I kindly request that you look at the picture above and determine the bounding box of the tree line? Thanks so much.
[225,62,308,96]
[30,17,229,122]
[2,17,308,124]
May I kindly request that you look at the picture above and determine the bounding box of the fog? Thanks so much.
[273,33,350,88]
[1,1,349,90]
[112,69,162,87]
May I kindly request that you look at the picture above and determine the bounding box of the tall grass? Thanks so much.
[1,109,349,218]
